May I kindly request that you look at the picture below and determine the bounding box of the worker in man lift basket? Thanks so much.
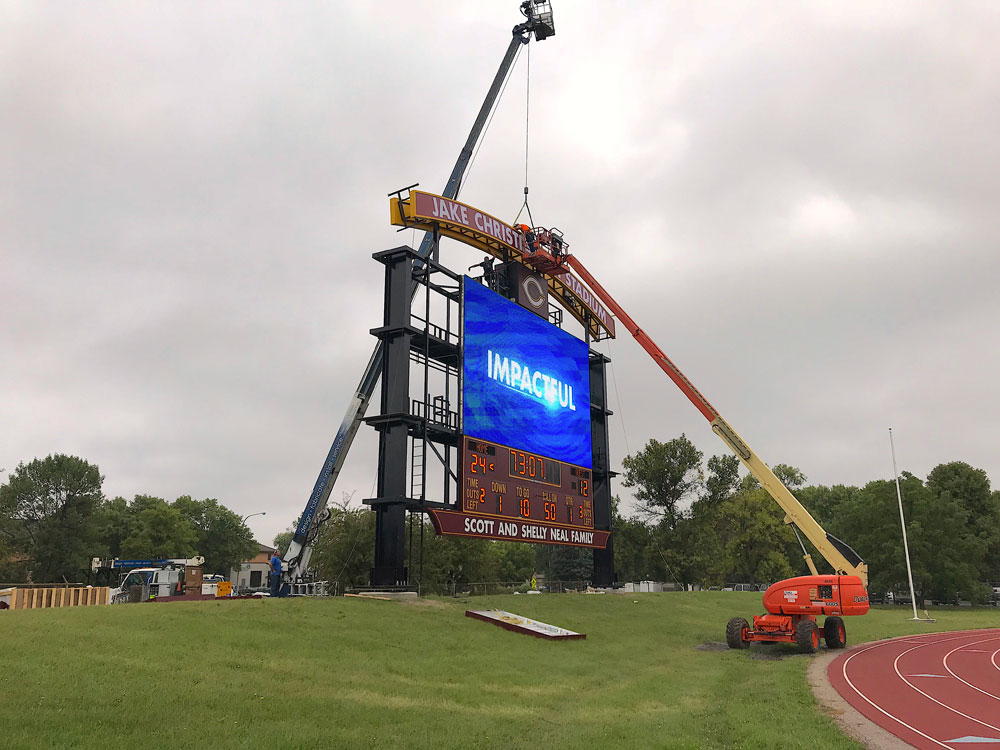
[518,223,539,253]
[518,223,562,260]
[268,548,282,598]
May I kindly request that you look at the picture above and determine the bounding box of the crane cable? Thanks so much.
[513,42,534,227]
[459,42,524,200]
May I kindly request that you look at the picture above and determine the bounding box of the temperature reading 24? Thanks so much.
[469,453,495,474]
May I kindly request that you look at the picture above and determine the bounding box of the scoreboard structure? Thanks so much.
[367,193,615,586]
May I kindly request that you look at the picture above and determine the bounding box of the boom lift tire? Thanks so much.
[823,616,847,649]
[726,617,751,649]
[796,619,819,654]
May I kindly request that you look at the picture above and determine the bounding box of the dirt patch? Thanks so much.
[749,644,789,660]
[808,648,912,750]
[694,641,729,652]
[695,641,795,660]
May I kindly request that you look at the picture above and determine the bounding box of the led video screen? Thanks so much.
[462,278,592,468]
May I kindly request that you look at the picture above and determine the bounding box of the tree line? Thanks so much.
[615,435,1000,605]
[0,454,257,582]
[8,441,997,604]
[304,435,1000,604]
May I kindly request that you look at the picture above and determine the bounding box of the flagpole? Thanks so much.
[889,427,921,621]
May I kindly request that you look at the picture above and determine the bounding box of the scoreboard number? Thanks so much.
[461,437,593,531]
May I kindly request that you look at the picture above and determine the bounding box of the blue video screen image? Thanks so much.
[462,278,592,469]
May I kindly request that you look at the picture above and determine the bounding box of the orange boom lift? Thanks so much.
[517,228,870,653]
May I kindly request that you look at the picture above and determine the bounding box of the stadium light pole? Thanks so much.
[889,428,921,621]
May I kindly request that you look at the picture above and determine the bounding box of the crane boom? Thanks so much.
[281,2,554,585]
[555,254,869,588]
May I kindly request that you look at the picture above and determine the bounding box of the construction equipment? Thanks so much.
[281,1,556,588]
[100,557,208,603]
[516,228,870,653]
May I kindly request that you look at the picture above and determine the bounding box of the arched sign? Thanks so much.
[390,189,616,340]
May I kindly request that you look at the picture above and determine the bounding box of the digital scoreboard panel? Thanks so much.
[450,279,600,547]
[462,278,592,469]
[461,437,593,530]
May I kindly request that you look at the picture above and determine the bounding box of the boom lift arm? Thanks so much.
[521,240,868,588]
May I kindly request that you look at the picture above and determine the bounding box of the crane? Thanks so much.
[280,1,556,588]
[517,227,870,653]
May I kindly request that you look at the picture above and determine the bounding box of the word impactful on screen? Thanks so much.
[462,278,592,469]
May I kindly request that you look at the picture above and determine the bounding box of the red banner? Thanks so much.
[428,509,610,549]
[412,192,525,255]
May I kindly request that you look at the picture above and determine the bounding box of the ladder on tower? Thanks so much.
[410,435,425,501]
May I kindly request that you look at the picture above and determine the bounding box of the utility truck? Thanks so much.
[98,558,208,603]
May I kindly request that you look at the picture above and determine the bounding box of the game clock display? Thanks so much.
[461,437,593,529]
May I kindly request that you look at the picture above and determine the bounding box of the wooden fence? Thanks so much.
[0,586,109,610]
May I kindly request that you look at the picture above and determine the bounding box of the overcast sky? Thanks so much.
[3,2,998,547]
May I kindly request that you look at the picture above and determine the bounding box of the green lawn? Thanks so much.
[0,593,996,749]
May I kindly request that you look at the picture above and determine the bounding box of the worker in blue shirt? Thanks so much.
[269,549,282,598]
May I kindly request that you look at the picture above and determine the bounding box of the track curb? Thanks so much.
[808,644,913,749]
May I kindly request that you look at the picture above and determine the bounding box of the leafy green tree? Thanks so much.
[831,474,987,604]
[673,454,742,587]
[772,464,806,490]
[310,504,375,590]
[926,462,1000,582]
[273,528,294,554]
[543,544,592,582]
[621,435,703,528]
[94,496,132,558]
[0,534,27,582]
[493,541,534,582]
[0,455,103,582]
[668,510,726,588]
[991,490,1000,581]
[927,462,992,521]
[422,533,520,591]
[702,454,740,508]
[797,484,861,528]
[718,478,794,586]
[120,497,197,560]
[611,498,654,582]
[171,497,256,575]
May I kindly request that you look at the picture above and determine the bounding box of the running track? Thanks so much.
[829,629,1000,748]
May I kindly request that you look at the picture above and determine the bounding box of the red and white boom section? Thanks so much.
[519,234,869,588]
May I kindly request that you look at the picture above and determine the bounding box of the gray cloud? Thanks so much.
[2,2,998,546]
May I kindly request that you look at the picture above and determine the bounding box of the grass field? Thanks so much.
[1,593,997,749]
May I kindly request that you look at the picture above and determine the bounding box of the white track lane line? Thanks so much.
[840,632,1000,749]
[841,643,953,749]
[942,636,1000,703]
[993,649,1000,673]
[892,641,1000,736]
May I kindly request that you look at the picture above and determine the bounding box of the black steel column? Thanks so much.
[371,248,413,586]
[590,351,615,586]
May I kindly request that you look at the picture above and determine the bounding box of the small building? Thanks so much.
[230,543,276,593]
